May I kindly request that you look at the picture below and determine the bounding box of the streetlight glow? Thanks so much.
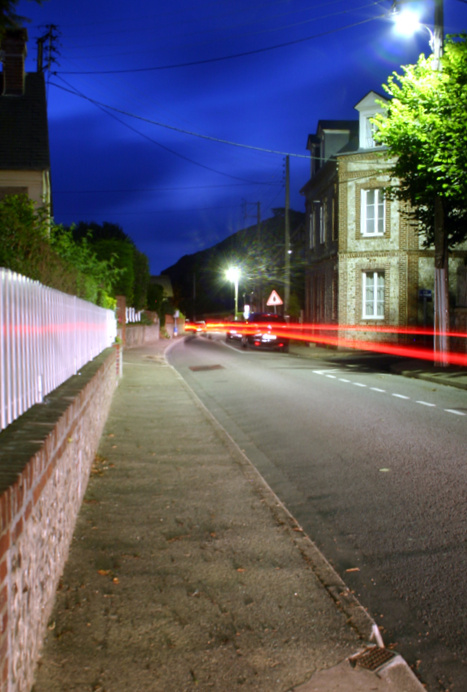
[393,9,422,37]
[393,9,436,49]
[226,267,240,320]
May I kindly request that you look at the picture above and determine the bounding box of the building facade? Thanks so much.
[300,120,358,325]
[0,29,51,211]
[301,91,467,344]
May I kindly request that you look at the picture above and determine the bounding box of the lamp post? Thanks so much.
[392,0,448,365]
[226,267,240,320]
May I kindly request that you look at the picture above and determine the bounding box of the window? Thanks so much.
[331,197,337,241]
[308,212,315,250]
[361,188,385,236]
[318,204,324,244]
[363,116,377,148]
[363,271,384,319]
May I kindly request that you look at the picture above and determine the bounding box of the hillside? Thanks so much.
[161,208,306,318]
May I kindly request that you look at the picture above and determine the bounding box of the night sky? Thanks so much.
[16,0,467,274]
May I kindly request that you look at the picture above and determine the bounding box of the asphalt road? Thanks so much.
[168,335,467,692]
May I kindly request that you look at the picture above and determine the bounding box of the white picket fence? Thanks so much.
[0,268,117,433]
[126,306,142,323]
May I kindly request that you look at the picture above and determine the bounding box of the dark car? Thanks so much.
[242,313,289,352]
[185,320,206,335]
[225,321,245,342]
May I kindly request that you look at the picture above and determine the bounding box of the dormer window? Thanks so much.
[354,91,388,150]
[363,116,377,148]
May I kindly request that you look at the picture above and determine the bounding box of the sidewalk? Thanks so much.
[32,339,425,692]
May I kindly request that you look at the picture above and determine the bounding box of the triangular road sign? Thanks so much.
[266,290,283,306]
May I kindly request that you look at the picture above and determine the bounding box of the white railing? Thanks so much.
[0,268,117,433]
[126,307,142,323]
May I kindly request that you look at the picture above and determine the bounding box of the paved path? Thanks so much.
[32,339,426,692]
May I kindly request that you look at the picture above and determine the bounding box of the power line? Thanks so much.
[50,80,311,159]
[53,75,279,183]
[55,11,389,75]
[54,183,265,194]
[49,1,381,59]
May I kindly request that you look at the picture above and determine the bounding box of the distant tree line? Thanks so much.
[0,194,150,310]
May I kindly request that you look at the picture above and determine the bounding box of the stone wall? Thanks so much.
[0,347,119,692]
[122,323,160,347]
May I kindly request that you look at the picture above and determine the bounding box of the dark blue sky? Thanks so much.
[17,0,467,274]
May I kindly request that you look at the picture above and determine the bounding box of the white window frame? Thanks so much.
[361,188,385,236]
[363,271,385,319]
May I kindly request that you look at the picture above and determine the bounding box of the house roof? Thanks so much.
[0,72,50,170]
[317,119,358,133]
[354,90,388,110]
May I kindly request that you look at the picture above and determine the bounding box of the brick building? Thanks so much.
[300,91,467,343]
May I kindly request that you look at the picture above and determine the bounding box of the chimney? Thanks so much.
[1,28,28,96]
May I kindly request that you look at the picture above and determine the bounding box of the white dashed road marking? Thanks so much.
[311,369,464,417]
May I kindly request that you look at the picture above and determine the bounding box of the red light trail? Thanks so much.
[192,320,467,368]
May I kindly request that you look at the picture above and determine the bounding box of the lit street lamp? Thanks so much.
[392,0,448,365]
[226,267,240,320]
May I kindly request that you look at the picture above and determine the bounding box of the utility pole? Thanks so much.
[36,25,60,72]
[255,202,263,311]
[284,155,290,315]
[242,200,262,310]
[432,0,448,365]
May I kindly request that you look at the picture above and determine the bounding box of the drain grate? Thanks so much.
[189,364,224,372]
[349,646,396,672]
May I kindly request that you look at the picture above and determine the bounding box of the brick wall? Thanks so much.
[0,348,118,692]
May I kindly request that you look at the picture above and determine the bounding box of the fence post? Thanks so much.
[116,295,126,346]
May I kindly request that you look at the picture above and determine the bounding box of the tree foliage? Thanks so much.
[0,0,43,37]
[373,34,467,248]
[0,199,151,309]
[0,195,116,307]
[70,221,150,310]
[49,226,119,307]
[0,193,49,276]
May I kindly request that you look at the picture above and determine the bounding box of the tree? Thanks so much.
[373,34,467,249]
[50,225,119,307]
[373,34,467,362]
[0,195,117,306]
[70,221,151,310]
[0,1,44,37]
[132,248,150,311]
[0,193,49,276]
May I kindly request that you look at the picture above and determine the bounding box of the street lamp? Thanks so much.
[392,0,448,365]
[226,267,240,320]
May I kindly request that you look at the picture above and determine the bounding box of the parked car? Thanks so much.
[240,313,289,352]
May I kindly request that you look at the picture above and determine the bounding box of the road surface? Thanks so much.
[168,335,467,691]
